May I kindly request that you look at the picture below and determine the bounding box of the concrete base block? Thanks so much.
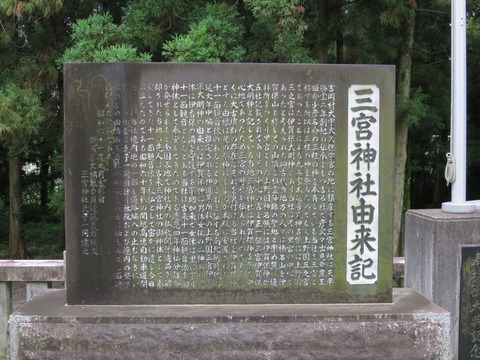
[8,288,449,360]
[405,209,480,359]
[25,283,49,302]
[0,282,12,357]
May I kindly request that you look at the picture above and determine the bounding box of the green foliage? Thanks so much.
[24,221,60,245]
[70,12,126,45]
[397,87,431,128]
[0,220,63,260]
[244,0,312,62]
[163,3,246,62]
[467,2,480,199]
[0,0,63,49]
[121,1,161,50]
[48,183,64,217]
[244,0,307,36]
[60,12,152,63]
[122,0,193,53]
[16,55,59,94]
[24,221,63,258]
[467,18,480,41]
[91,44,152,62]
[379,1,415,30]
[340,1,402,64]
[0,83,44,152]
[0,0,63,18]
[22,203,59,223]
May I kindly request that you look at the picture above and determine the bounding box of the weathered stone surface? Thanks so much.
[405,209,480,360]
[392,256,405,278]
[0,260,64,356]
[9,288,450,359]
[0,282,12,357]
[64,63,396,305]
[0,260,64,282]
[459,245,480,360]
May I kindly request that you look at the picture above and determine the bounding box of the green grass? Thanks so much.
[0,221,64,259]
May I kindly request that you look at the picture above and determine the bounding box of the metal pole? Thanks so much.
[442,0,476,213]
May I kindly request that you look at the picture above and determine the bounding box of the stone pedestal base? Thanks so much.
[8,288,449,360]
[405,209,480,359]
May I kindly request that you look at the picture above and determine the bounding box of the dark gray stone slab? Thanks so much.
[8,288,450,360]
[405,209,480,360]
[64,63,395,304]
[459,245,480,360]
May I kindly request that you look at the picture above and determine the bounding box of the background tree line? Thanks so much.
[0,0,479,259]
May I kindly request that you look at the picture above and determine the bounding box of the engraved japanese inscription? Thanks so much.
[459,246,480,359]
[347,85,380,285]
[64,63,395,305]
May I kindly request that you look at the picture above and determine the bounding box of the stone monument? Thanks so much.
[64,63,394,305]
[8,63,450,359]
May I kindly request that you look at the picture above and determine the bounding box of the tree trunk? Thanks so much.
[393,8,416,257]
[40,157,49,208]
[316,0,329,63]
[8,149,29,259]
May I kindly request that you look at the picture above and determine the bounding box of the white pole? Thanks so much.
[442,0,476,213]
[451,0,467,204]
